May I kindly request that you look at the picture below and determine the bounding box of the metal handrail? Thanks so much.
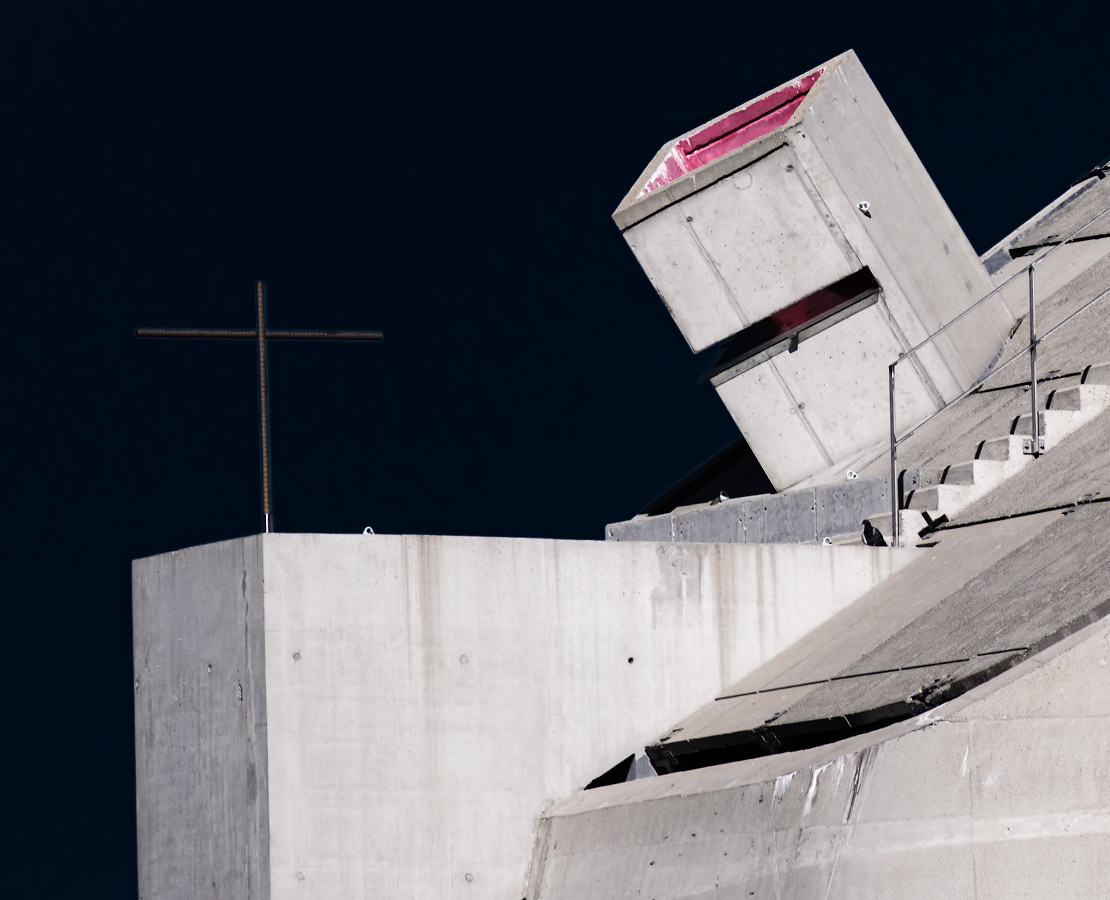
[888,200,1110,546]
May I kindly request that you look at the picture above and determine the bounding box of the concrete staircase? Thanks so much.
[870,363,1110,545]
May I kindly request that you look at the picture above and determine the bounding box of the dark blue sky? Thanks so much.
[4,1,1104,894]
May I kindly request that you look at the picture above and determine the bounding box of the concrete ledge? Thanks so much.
[607,477,888,545]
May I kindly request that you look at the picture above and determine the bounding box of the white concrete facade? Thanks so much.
[132,533,910,899]
[616,52,1011,490]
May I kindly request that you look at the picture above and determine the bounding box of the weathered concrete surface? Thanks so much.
[607,477,887,545]
[133,537,270,900]
[950,403,1110,524]
[134,533,911,899]
[982,173,1110,275]
[526,614,1110,900]
[643,512,1050,755]
[623,145,856,352]
[646,504,1110,771]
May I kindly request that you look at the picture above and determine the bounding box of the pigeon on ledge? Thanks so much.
[861,519,887,547]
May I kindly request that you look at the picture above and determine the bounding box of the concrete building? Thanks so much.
[615,51,1012,491]
[133,52,1110,899]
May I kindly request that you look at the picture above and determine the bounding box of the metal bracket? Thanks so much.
[1022,436,1046,455]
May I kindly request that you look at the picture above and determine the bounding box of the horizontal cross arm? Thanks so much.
[135,328,258,339]
[135,328,383,340]
[265,330,383,341]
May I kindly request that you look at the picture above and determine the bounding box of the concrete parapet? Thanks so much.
[607,477,888,545]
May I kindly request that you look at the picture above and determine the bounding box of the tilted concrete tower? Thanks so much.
[615,50,1014,490]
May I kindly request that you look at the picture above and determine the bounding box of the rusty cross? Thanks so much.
[136,280,383,533]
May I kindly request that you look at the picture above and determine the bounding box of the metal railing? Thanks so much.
[888,201,1110,546]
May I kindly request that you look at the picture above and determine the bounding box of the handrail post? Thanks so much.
[1028,264,1039,455]
[889,362,899,548]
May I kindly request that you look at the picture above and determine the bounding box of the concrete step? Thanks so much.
[976,434,1026,461]
[939,460,991,485]
[867,509,931,547]
[1082,362,1110,385]
[892,362,1110,534]
[1009,409,1058,436]
[908,363,1110,523]
[1043,383,1110,412]
[906,483,973,514]
[1012,385,1110,443]
[1045,385,1083,411]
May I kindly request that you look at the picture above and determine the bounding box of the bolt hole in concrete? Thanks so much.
[459,654,469,664]
[292,651,301,661]
[464,872,473,882]
[628,657,635,664]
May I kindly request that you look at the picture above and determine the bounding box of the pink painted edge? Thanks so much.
[639,68,823,197]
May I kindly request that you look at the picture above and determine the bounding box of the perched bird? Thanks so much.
[710,491,729,505]
[861,519,887,547]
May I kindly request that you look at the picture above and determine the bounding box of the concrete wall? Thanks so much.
[623,144,858,354]
[793,52,1009,383]
[134,533,911,899]
[526,615,1110,899]
[607,477,888,545]
[133,537,270,900]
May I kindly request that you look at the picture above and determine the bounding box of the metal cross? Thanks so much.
[136,280,383,533]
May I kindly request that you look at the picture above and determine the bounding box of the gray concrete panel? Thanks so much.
[611,478,889,546]
[605,514,674,542]
[133,536,269,900]
[717,364,837,489]
[673,500,742,543]
[815,477,887,540]
[742,489,816,543]
[799,55,1002,372]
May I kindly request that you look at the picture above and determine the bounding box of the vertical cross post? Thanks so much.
[136,281,383,533]
[256,281,274,532]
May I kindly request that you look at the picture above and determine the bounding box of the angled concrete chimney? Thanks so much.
[615,51,1011,489]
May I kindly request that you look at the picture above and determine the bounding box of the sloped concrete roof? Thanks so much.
[646,503,1110,772]
[527,615,1110,900]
